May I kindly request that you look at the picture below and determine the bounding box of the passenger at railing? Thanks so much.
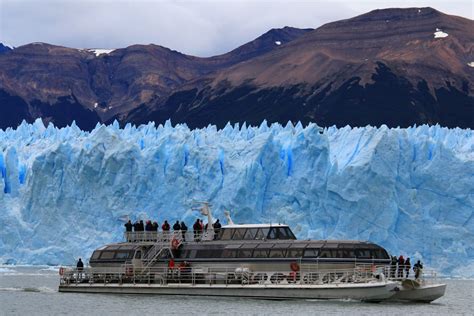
[162,220,170,241]
[124,220,133,232]
[139,220,145,231]
[390,256,397,278]
[76,258,84,280]
[152,221,159,231]
[180,221,188,241]
[133,220,140,232]
[193,219,201,241]
[213,219,221,240]
[145,220,153,231]
[413,260,423,279]
[173,220,181,231]
[398,255,405,278]
[405,258,411,278]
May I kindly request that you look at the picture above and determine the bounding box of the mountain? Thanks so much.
[0,27,311,130]
[0,43,12,54]
[126,7,474,129]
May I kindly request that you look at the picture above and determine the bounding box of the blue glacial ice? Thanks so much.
[0,119,473,277]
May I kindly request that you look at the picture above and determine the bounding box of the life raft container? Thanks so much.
[290,262,300,272]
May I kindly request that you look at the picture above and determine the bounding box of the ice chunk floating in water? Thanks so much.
[0,119,473,277]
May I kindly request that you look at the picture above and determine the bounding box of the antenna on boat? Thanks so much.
[224,210,234,225]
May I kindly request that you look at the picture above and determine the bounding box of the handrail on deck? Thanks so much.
[59,263,401,287]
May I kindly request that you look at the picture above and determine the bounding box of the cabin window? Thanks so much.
[303,249,319,258]
[319,249,334,258]
[232,229,245,240]
[222,249,237,258]
[254,229,266,240]
[237,250,253,258]
[267,227,293,240]
[91,251,101,260]
[243,229,257,240]
[115,251,133,260]
[135,251,142,259]
[341,250,356,258]
[355,249,371,259]
[287,248,304,258]
[100,251,115,259]
[253,249,269,258]
[220,229,233,240]
[268,248,286,258]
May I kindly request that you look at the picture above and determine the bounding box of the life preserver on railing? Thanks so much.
[59,267,65,276]
[290,262,300,272]
[125,266,134,276]
[171,237,180,250]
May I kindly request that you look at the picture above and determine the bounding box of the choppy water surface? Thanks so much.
[0,266,472,315]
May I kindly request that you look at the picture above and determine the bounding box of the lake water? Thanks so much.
[0,266,472,315]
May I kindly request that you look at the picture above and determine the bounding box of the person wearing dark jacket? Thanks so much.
[145,220,153,231]
[398,255,405,278]
[139,220,144,231]
[413,260,423,279]
[162,220,170,231]
[76,258,84,279]
[180,221,188,241]
[124,220,133,232]
[133,220,140,232]
[213,219,222,240]
[152,221,159,232]
[173,220,181,231]
[405,258,411,278]
[390,256,397,278]
[193,219,201,241]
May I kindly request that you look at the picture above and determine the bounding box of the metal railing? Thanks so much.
[124,231,216,243]
[59,263,392,287]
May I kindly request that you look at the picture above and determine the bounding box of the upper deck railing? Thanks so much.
[124,231,215,243]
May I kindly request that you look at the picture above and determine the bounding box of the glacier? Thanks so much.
[0,119,473,277]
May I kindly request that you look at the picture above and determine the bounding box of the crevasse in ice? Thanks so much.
[0,119,473,277]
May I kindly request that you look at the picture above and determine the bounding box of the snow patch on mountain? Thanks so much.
[86,49,115,56]
[434,28,448,38]
[275,41,282,45]
[0,120,472,277]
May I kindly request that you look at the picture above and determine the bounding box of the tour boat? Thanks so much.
[58,203,445,302]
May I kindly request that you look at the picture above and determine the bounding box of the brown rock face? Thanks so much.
[0,27,310,130]
[126,7,474,129]
[1,8,473,130]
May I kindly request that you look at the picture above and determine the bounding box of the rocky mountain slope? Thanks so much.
[127,7,474,129]
[1,8,473,130]
[0,27,311,130]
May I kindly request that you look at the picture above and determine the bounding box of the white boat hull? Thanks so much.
[59,281,398,302]
[389,281,447,303]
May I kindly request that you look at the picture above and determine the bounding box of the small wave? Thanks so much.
[0,267,17,273]
[0,286,56,293]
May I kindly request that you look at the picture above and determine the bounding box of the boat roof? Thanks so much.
[222,224,289,228]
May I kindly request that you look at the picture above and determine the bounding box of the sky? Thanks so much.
[0,0,472,57]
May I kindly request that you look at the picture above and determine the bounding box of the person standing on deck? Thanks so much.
[76,258,84,280]
[405,258,411,278]
[398,255,405,278]
[180,221,188,241]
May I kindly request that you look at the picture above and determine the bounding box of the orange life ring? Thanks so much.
[59,267,65,276]
[171,238,180,250]
[125,266,134,276]
[290,262,300,272]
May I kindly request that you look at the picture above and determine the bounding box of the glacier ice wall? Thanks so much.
[0,119,473,276]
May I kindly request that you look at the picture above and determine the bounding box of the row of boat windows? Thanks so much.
[91,250,134,260]
[182,248,389,259]
[219,227,296,241]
